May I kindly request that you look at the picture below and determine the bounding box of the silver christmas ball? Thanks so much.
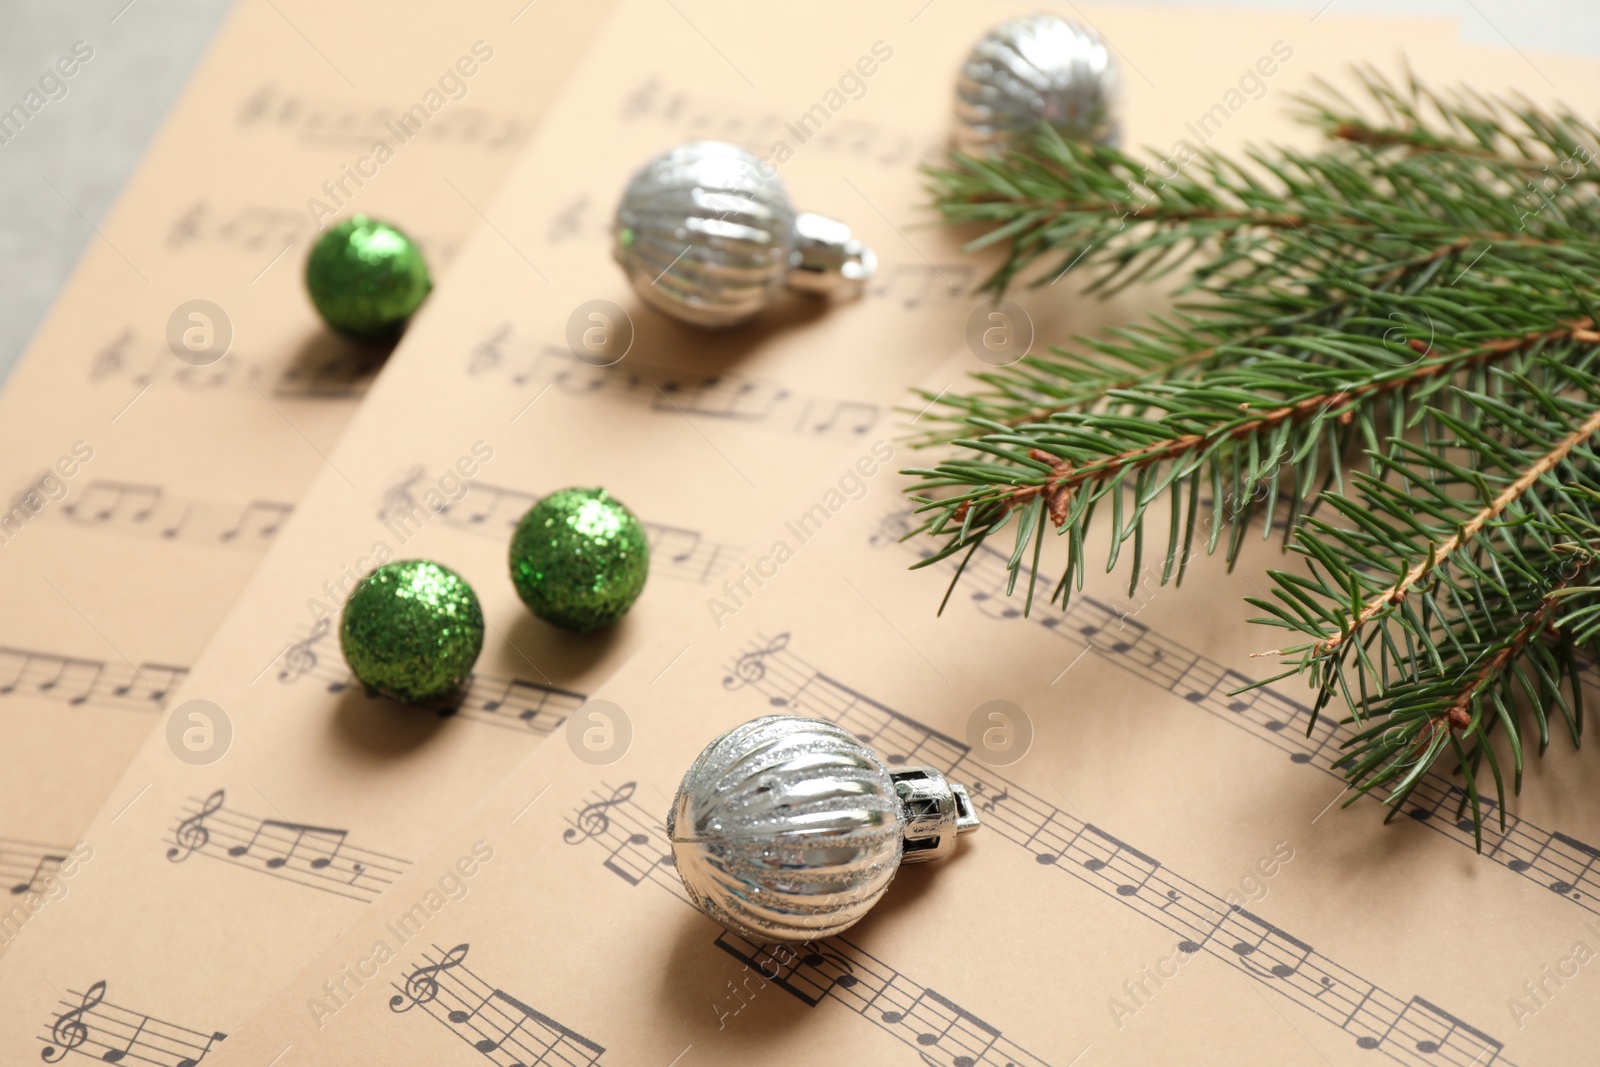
[613,141,875,328]
[668,714,979,942]
[953,12,1119,157]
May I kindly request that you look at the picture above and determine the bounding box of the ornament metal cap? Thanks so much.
[613,141,876,328]
[667,714,979,942]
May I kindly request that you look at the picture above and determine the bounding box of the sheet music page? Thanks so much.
[175,26,1600,1067]
[0,0,615,918]
[10,3,1563,1064]
[0,0,1269,1049]
[195,363,1600,1064]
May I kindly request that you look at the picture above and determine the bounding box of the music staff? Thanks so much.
[235,83,529,151]
[164,198,461,270]
[164,199,305,253]
[871,263,974,309]
[717,634,1515,1066]
[85,329,381,400]
[379,469,737,585]
[618,77,938,170]
[275,621,586,736]
[389,943,605,1065]
[463,325,880,442]
[0,645,183,714]
[37,980,226,1067]
[53,479,292,552]
[564,783,1049,1067]
[880,516,1600,927]
[163,788,409,904]
[1,837,74,897]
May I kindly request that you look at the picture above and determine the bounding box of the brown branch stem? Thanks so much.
[959,320,1596,528]
[1312,389,1600,660]
[980,236,1483,432]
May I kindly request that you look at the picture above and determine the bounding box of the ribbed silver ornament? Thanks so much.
[953,12,1119,157]
[613,141,874,328]
[668,715,905,941]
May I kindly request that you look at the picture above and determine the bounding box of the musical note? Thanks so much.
[174,1033,228,1067]
[1224,906,1314,979]
[100,1015,147,1064]
[1547,832,1600,898]
[218,501,290,546]
[0,646,184,713]
[62,481,162,526]
[1081,825,1162,897]
[618,77,936,174]
[167,790,225,863]
[1357,996,1504,1061]
[35,657,104,706]
[390,944,470,1013]
[882,988,1002,1067]
[388,943,606,1065]
[163,789,407,901]
[468,327,880,441]
[36,981,227,1067]
[563,783,637,845]
[871,264,971,309]
[722,634,790,691]
[651,525,702,566]
[43,475,296,552]
[603,832,671,886]
[977,786,1009,814]
[808,400,877,437]
[212,204,306,250]
[225,820,349,872]
[10,853,65,895]
[40,982,104,1062]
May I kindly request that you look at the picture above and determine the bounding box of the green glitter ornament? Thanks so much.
[339,559,484,704]
[305,215,432,337]
[509,488,650,633]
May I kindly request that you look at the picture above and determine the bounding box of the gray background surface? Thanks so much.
[1,0,1596,386]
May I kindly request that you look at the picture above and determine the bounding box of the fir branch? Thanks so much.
[1294,65,1600,180]
[904,71,1600,839]
[1248,359,1600,826]
[1278,376,1600,663]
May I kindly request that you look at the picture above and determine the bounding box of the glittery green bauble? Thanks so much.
[339,560,483,703]
[305,215,432,337]
[509,488,650,633]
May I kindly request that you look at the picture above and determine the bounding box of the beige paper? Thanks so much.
[187,362,1600,1067]
[167,24,1600,1067]
[9,2,1554,1063]
[0,0,1104,1047]
[0,0,616,920]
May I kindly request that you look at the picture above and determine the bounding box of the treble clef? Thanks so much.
[166,789,225,863]
[377,466,424,526]
[277,618,328,685]
[40,980,106,1062]
[562,782,636,845]
[388,944,470,1013]
[721,633,789,692]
